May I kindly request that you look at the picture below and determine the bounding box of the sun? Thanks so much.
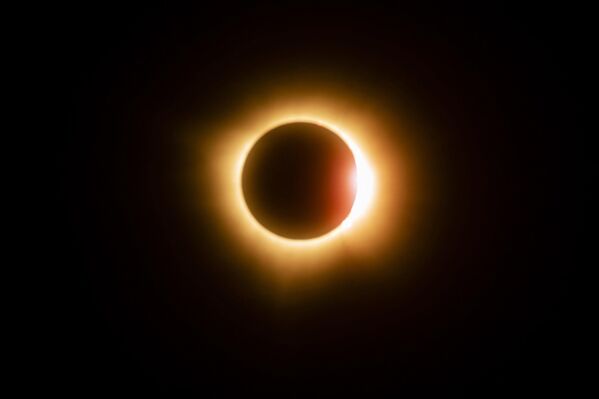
[189,91,408,274]
[236,117,376,247]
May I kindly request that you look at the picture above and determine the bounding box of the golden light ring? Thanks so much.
[195,91,409,275]
[235,117,375,248]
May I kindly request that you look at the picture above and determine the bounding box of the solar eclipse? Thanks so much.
[64,5,572,393]
[241,122,357,240]
[194,88,414,275]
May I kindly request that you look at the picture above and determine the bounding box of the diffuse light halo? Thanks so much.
[198,92,408,273]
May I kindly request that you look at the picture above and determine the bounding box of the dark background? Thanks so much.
[58,3,580,395]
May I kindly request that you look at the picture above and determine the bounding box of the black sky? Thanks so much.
[59,4,579,395]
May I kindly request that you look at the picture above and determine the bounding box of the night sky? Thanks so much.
[59,4,579,395]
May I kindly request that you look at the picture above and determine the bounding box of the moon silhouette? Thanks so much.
[241,122,357,240]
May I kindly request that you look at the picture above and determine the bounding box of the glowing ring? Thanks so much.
[190,91,410,274]
[236,118,375,247]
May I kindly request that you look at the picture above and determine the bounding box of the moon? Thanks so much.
[241,122,357,240]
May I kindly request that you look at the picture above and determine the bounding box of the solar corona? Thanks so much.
[193,93,408,274]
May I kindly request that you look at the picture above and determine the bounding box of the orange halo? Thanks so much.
[197,94,407,273]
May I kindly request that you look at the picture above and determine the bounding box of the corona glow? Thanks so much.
[190,91,409,274]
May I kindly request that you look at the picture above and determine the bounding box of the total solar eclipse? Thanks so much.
[241,122,357,240]
[64,5,571,392]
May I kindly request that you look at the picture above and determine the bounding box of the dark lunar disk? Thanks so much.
[241,122,357,239]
